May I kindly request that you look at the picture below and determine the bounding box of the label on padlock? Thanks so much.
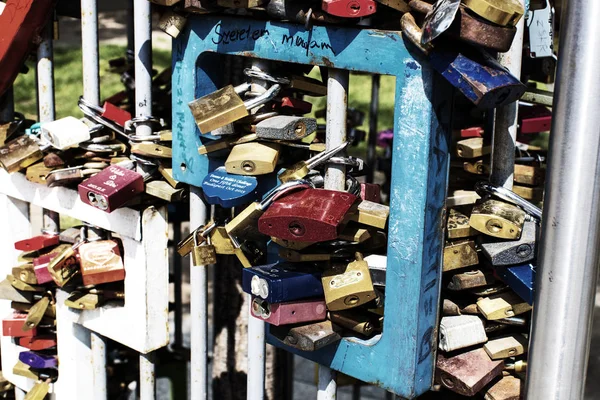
[78,165,144,213]
[79,240,125,286]
[202,167,259,207]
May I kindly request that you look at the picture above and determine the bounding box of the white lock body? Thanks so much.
[41,117,91,150]
[439,315,488,352]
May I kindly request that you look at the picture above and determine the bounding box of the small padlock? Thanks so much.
[255,116,317,141]
[177,221,216,257]
[250,296,327,326]
[321,0,377,18]
[192,229,217,266]
[443,240,479,272]
[47,241,84,287]
[328,309,381,336]
[2,312,37,337]
[269,320,342,351]
[436,348,504,396]
[346,200,389,229]
[448,270,495,291]
[33,244,70,284]
[14,234,59,252]
[470,199,526,240]
[483,375,522,400]
[146,180,186,202]
[0,135,45,173]
[241,263,323,303]
[40,117,91,150]
[79,240,125,286]
[23,296,51,331]
[19,351,57,369]
[322,253,376,311]
[477,291,532,320]
[484,334,528,360]
[447,208,478,239]
[456,137,491,158]
[438,315,488,352]
[225,142,280,176]
[130,143,173,159]
[158,9,188,38]
[78,164,144,213]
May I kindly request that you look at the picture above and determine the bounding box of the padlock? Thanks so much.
[526,0,554,58]
[47,241,83,287]
[322,0,376,18]
[512,184,543,202]
[23,381,51,400]
[447,189,481,207]
[202,167,260,207]
[447,208,478,239]
[188,83,280,134]
[278,141,349,183]
[255,116,317,141]
[19,351,57,369]
[25,162,54,185]
[12,300,55,319]
[477,291,532,320]
[461,0,524,27]
[33,244,71,285]
[0,0,55,97]
[338,225,371,243]
[12,265,38,285]
[241,263,324,303]
[158,163,182,189]
[146,180,186,202]
[400,13,526,108]
[13,360,41,380]
[23,296,51,331]
[456,137,491,158]
[479,221,537,266]
[79,240,125,286]
[363,254,386,287]
[225,180,313,240]
[40,117,91,150]
[184,0,219,13]
[328,309,381,336]
[177,221,216,257]
[2,312,37,337]
[463,158,490,175]
[470,199,526,240]
[225,142,280,176]
[474,181,542,221]
[0,135,45,173]
[6,275,43,293]
[192,229,217,266]
[251,297,327,326]
[436,348,504,396]
[359,183,381,203]
[442,299,479,316]
[443,240,479,272]
[278,249,332,263]
[130,143,173,159]
[78,165,144,212]
[494,263,535,305]
[19,336,57,351]
[513,163,544,186]
[270,320,342,351]
[519,104,552,134]
[448,270,495,291]
[258,188,358,242]
[46,166,101,188]
[14,234,59,252]
[438,315,487,352]
[158,9,188,39]
[217,0,265,7]
[272,96,313,115]
[322,253,375,311]
[0,279,34,303]
[484,334,528,359]
[65,288,125,310]
[198,133,258,155]
[483,375,522,400]
[347,200,389,229]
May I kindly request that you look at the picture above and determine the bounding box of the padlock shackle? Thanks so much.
[260,179,314,209]
[243,69,291,85]
[244,84,282,110]
[475,181,542,220]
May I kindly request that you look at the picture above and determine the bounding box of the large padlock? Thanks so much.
[270,320,342,351]
[484,334,528,360]
[255,115,317,141]
[258,188,358,242]
[241,263,323,303]
[436,348,504,396]
[40,117,91,150]
[78,165,144,213]
[479,220,538,266]
[321,253,375,311]
[79,240,125,286]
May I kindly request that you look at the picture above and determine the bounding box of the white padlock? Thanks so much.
[40,116,91,150]
[439,315,488,352]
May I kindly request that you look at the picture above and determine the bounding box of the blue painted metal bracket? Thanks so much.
[172,16,452,398]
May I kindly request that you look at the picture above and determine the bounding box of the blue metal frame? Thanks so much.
[172,16,452,398]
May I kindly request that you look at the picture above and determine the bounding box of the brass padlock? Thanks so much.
[146,180,186,202]
[469,199,526,240]
[477,291,532,320]
[131,142,172,159]
[225,142,280,176]
[23,296,51,331]
[456,137,491,158]
[328,309,380,336]
[512,184,543,202]
[210,227,237,255]
[483,375,522,400]
[322,253,376,311]
[177,221,216,256]
[25,162,54,185]
[447,270,495,291]
[158,9,188,39]
[347,200,389,229]
[6,274,43,292]
[484,334,528,359]
[443,240,479,272]
[0,135,44,173]
[514,164,544,186]
[192,229,217,266]
[270,320,341,351]
[447,208,478,239]
[461,0,524,27]
[12,265,38,285]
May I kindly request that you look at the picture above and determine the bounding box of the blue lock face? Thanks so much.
[495,263,535,305]
[202,166,259,207]
[241,262,324,303]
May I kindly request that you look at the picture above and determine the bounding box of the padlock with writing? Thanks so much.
[19,351,57,369]
[443,239,479,272]
[484,334,528,360]
[258,188,358,242]
[202,167,260,207]
[278,141,349,183]
[241,263,324,303]
[322,253,375,311]
[78,164,144,212]
[470,199,526,240]
[477,291,532,320]
[438,315,488,352]
[0,135,45,173]
[225,142,280,176]
[192,229,217,266]
[79,240,125,285]
[436,348,504,396]
[251,296,327,326]
[270,320,342,351]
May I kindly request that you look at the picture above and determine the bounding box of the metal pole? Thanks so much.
[14,388,25,400]
[526,0,600,397]
[490,0,525,189]
[366,74,380,184]
[140,352,156,399]
[0,87,14,122]
[173,218,183,349]
[134,0,153,137]
[91,332,108,400]
[317,366,337,400]
[81,0,100,106]
[190,186,209,400]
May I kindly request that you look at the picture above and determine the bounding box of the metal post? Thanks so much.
[134,0,153,137]
[91,333,108,400]
[173,218,183,349]
[190,186,209,400]
[14,388,25,400]
[367,75,380,184]
[0,87,14,122]
[140,352,156,399]
[525,0,600,398]
[81,0,100,106]
[317,366,337,400]
[490,0,525,189]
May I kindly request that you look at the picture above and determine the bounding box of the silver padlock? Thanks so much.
[439,315,488,352]
[40,117,91,150]
[479,220,538,266]
[255,115,317,141]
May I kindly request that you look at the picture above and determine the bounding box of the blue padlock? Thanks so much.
[202,166,259,207]
[242,262,324,303]
[495,263,535,305]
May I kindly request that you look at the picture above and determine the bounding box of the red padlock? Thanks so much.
[258,188,358,242]
[519,105,552,134]
[2,312,37,338]
[19,335,57,351]
[78,165,144,213]
[32,244,72,285]
[101,102,132,127]
[460,126,484,138]
[14,234,59,252]
[359,183,381,203]
[272,97,313,115]
[0,0,56,97]
[321,0,376,18]
[79,240,125,286]
[251,296,327,326]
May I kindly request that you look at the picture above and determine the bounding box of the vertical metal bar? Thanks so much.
[134,0,153,137]
[140,352,156,399]
[81,0,100,106]
[14,387,25,400]
[0,87,14,122]
[366,74,380,184]
[490,0,525,189]
[351,384,360,400]
[317,366,337,400]
[525,0,600,398]
[91,332,108,400]
[190,186,209,400]
[173,218,183,349]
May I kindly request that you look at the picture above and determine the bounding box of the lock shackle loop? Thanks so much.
[244,84,282,110]
[78,97,128,139]
[475,181,542,220]
[79,141,127,154]
[309,141,351,168]
[346,175,361,196]
[400,13,433,54]
[243,69,291,85]
[259,179,314,209]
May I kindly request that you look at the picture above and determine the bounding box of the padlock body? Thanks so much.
[40,117,91,150]
[47,246,80,287]
[251,297,327,325]
[494,263,535,305]
[2,313,37,337]
[443,240,479,271]
[269,320,341,351]
[436,348,504,396]
[202,167,259,207]
[322,260,375,311]
[19,351,57,369]
[0,135,43,173]
[192,244,217,266]
[241,263,323,303]
[255,116,316,141]
[19,336,57,351]
[225,142,280,176]
[359,183,381,203]
[33,245,70,285]
[14,234,59,252]
[258,189,358,242]
[470,199,526,239]
[480,220,537,266]
[321,0,376,18]
[78,165,144,213]
[188,85,248,134]
[79,240,125,286]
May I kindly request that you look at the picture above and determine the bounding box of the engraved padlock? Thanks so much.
[322,253,376,311]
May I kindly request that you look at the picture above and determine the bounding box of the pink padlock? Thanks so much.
[251,297,327,326]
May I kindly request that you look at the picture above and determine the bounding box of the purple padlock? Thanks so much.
[19,351,58,369]
[377,129,394,148]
